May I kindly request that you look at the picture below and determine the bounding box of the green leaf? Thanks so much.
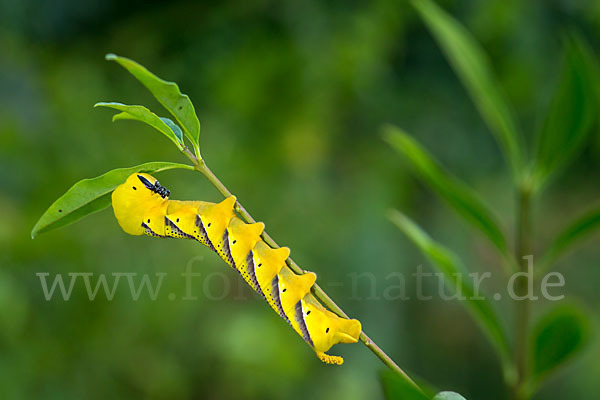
[540,204,600,271]
[530,304,591,386]
[160,117,184,143]
[105,53,201,156]
[95,102,184,150]
[31,162,193,238]
[433,392,467,400]
[380,370,431,400]
[412,0,524,180]
[533,34,598,190]
[388,210,511,369]
[384,126,509,259]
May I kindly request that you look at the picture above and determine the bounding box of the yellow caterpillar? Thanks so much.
[112,173,361,364]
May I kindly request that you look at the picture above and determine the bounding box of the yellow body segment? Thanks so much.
[302,295,361,363]
[252,241,289,317]
[253,241,290,285]
[144,204,170,237]
[278,267,316,315]
[200,196,237,264]
[226,217,265,290]
[111,173,361,364]
[165,201,211,242]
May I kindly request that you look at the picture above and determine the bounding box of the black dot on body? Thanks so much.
[232,240,237,244]
[58,209,62,213]
[132,186,137,190]
[207,223,211,227]
[282,288,287,292]
[176,218,179,223]
[306,311,311,315]
[326,328,330,333]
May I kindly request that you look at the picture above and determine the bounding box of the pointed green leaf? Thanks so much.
[31,162,193,238]
[95,102,184,149]
[533,35,598,190]
[388,210,511,369]
[412,0,524,180]
[105,53,201,155]
[384,126,509,259]
[530,304,591,386]
[433,392,467,400]
[540,204,600,271]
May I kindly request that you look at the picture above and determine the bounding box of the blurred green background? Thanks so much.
[1,0,599,399]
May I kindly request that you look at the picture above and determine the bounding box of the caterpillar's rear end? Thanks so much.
[112,173,362,364]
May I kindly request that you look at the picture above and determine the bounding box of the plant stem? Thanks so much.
[184,150,421,392]
[513,184,533,400]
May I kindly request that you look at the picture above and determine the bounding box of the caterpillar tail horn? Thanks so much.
[335,318,362,344]
[316,352,345,365]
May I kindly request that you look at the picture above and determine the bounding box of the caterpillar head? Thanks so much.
[112,173,170,235]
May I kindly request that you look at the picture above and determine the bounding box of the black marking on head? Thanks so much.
[195,215,216,252]
[137,174,170,198]
[58,209,62,213]
[165,217,196,240]
[295,301,314,346]
[246,251,265,297]
[153,181,170,198]
[138,175,155,190]
[306,310,311,315]
[272,275,291,325]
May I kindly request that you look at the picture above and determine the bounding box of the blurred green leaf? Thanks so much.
[31,162,193,238]
[412,0,524,180]
[95,102,184,150]
[388,210,511,368]
[530,304,591,385]
[380,369,430,400]
[540,204,600,271]
[105,53,201,156]
[433,392,467,400]
[532,35,598,190]
[384,126,509,259]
